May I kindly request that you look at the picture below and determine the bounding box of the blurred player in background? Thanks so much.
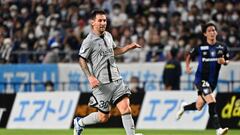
[176,22,229,135]
[162,47,182,90]
[74,9,142,135]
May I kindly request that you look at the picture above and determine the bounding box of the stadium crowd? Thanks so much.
[0,0,239,63]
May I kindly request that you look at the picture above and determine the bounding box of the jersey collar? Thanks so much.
[90,31,106,40]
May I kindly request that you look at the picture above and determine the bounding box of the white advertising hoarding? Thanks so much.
[7,91,80,129]
[137,91,209,129]
[58,62,240,92]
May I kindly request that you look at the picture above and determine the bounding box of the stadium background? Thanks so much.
[0,0,240,135]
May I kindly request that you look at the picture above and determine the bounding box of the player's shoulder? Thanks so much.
[198,43,212,51]
[216,41,227,47]
[215,41,228,50]
[104,31,112,37]
[104,31,111,35]
[82,33,96,45]
[191,44,202,50]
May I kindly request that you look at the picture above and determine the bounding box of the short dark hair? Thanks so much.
[90,9,106,20]
[201,22,217,33]
[45,80,54,87]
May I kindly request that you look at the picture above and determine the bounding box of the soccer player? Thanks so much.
[176,22,229,135]
[74,9,142,135]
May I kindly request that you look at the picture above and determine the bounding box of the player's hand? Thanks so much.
[217,56,226,64]
[88,75,100,89]
[186,66,192,74]
[128,42,142,50]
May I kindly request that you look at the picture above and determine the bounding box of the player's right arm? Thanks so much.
[79,57,99,88]
[185,54,192,74]
[114,42,141,56]
[79,39,99,88]
[186,46,198,74]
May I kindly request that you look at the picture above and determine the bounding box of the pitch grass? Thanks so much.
[0,128,240,135]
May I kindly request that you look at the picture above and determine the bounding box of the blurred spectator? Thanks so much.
[137,36,149,62]
[125,0,141,17]
[17,41,29,63]
[74,19,85,43]
[0,38,13,63]
[33,36,48,62]
[42,42,60,63]
[63,27,80,51]
[146,26,164,62]
[109,3,127,28]
[0,0,239,63]
[232,52,240,61]
[45,80,54,92]
[122,36,148,63]
[35,15,47,38]
[162,47,182,90]
[129,76,144,93]
[120,27,134,47]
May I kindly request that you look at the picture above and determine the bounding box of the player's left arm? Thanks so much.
[223,46,230,65]
[218,45,230,65]
[114,42,141,56]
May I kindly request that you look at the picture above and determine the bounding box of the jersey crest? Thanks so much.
[80,47,85,53]
[210,51,216,57]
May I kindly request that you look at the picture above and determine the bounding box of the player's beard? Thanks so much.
[99,26,106,34]
[93,25,106,35]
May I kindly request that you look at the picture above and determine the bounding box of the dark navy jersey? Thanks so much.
[189,41,230,90]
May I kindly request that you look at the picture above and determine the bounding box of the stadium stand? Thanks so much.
[0,0,239,64]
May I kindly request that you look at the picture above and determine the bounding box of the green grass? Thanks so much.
[0,128,239,135]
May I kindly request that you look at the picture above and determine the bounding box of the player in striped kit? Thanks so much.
[176,22,229,135]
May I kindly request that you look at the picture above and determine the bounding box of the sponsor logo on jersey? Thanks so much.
[200,46,209,50]
[202,58,218,62]
[99,48,113,56]
[216,45,224,49]
[80,47,85,53]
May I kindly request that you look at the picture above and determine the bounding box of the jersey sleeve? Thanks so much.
[223,45,230,61]
[79,39,92,60]
[108,32,117,48]
[189,46,198,58]
[112,38,117,48]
